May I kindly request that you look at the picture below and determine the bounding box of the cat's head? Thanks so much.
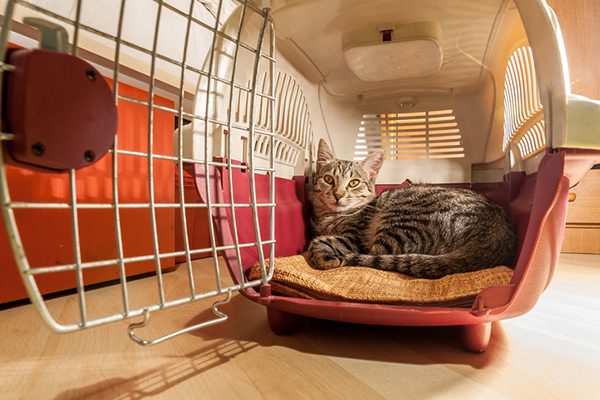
[312,138,383,214]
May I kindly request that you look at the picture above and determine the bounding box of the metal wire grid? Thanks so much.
[0,0,276,342]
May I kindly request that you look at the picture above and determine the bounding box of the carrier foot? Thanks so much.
[267,307,305,335]
[457,322,492,353]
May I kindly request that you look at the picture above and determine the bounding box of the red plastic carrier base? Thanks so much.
[194,149,600,352]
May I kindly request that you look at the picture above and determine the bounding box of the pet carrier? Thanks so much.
[1,0,600,352]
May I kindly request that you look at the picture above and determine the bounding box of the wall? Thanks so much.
[547,0,600,99]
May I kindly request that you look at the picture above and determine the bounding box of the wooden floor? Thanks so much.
[0,253,599,400]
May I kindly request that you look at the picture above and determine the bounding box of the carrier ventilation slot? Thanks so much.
[236,71,312,166]
[517,120,546,160]
[503,46,544,152]
[354,109,465,160]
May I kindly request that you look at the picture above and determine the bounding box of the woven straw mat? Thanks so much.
[247,254,513,306]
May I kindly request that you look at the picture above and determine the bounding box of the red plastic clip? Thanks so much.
[258,284,272,305]
[471,297,491,317]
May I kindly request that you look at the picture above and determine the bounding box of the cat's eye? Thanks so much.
[348,179,360,188]
[323,175,334,184]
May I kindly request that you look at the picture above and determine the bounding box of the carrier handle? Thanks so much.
[127,290,233,346]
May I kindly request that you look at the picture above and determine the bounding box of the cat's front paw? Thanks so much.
[307,237,346,270]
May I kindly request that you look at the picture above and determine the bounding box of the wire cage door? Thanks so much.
[0,0,276,345]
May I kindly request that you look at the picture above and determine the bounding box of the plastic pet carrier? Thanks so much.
[1,0,600,352]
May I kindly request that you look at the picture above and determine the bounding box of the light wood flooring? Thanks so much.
[0,253,599,400]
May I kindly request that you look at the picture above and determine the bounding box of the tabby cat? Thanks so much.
[308,139,517,279]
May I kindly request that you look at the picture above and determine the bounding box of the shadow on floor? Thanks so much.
[53,294,507,400]
[189,294,508,370]
[53,337,258,400]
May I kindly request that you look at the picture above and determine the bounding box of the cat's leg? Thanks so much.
[369,242,390,255]
[308,235,359,270]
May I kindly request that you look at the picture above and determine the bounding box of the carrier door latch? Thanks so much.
[1,18,117,171]
[22,17,68,52]
[377,22,395,42]
[128,290,233,346]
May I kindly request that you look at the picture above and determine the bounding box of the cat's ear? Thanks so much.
[317,138,335,168]
[360,150,384,179]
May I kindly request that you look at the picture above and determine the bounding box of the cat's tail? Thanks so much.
[343,250,491,279]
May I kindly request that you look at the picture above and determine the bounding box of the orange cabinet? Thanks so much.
[0,80,175,303]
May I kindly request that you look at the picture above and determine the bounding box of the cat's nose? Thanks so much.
[333,190,345,202]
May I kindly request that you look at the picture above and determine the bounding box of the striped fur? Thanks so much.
[308,139,517,279]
